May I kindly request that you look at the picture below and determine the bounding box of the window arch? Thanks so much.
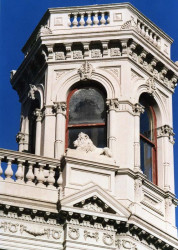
[66,81,107,149]
[139,94,157,184]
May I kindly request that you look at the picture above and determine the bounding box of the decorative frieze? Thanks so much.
[91,49,102,58]
[103,232,114,246]
[84,230,99,241]
[78,61,94,80]
[110,47,121,57]
[68,227,80,240]
[55,52,65,60]
[73,50,83,59]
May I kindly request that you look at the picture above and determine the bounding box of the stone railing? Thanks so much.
[0,149,62,188]
[136,19,161,48]
[68,11,110,27]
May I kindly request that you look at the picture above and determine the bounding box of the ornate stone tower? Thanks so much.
[1,3,178,250]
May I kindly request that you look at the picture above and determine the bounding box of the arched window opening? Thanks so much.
[66,81,107,149]
[139,94,157,184]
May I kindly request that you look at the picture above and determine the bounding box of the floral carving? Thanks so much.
[16,132,25,143]
[55,52,65,60]
[78,61,93,80]
[91,49,102,58]
[157,125,175,144]
[110,48,121,57]
[146,77,157,96]
[132,103,144,115]
[73,50,83,59]
[83,202,103,212]
[20,225,50,237]
[84,230,99,241]
[53,102,66,115]
[68,227,80,240]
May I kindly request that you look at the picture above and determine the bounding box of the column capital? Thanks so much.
[33,108,42,122]
[106,98,119,111]
[157,125,175,144]
[53,102,67,115]
[132,103,144,116]
[16,132,25,144]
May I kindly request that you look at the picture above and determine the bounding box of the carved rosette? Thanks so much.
[132,103,144,116]
[78,61,94,80]
[33,109,42,122]
[73,50,83,59]
[55,52,65,60]
[53,102,67,116]
[106,98,119,111]
[157,125,175,144]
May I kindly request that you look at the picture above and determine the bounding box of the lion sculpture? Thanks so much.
[73,132,112,158]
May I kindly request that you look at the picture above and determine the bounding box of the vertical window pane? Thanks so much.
[141,139,152,181]
[140,110,152,140]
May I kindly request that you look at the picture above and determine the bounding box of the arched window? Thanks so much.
[140,94,157,184]
[66,82,107,149]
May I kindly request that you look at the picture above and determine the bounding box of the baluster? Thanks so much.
[145,27,149,39]
[86,12,92,26]
[157,38,161,48]
[137,20,141,33]
[100,12,106,25]
[0,156,3,180]
[149,31,154,43]
[57,170,63,187]
[93,12,99,26]
[106,13,110,24]
[79,13,85,26]
[26,162,35,185]
[141,24,145,36]
[72,13,78,27]
[47,165,55,188]
[37,164,45,187]
[16,160,25,183]
[68,14,72,27]
[153,34,157,46]
[5,158,14,181]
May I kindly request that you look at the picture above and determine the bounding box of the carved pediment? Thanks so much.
[74,195,116,214]
[60,185,131,218]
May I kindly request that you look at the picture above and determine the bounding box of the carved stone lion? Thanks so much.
[73,132,112,158]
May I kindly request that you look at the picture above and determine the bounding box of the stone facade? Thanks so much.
[0,3,178,250]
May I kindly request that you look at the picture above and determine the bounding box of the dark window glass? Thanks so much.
[69,88,106,124]
[66,85,107,149]
[141,139,153,181]
[140,95,157,184]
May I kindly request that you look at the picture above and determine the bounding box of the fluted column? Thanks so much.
[54,102,67,158]
[106,98,119,157]
[34,108,42,155]
[132,103,144,172]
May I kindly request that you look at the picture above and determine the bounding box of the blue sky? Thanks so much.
[1,0,178,226]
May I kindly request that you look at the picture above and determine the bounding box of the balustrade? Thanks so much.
[0,149,62,189]
[68,11,110,27]
[137,19,161,48]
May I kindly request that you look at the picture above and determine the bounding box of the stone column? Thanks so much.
[54,102,66,159]
[34,108,42,155]
[106,98,119,157]
[132,103,144,172]
[157,125,175,191]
